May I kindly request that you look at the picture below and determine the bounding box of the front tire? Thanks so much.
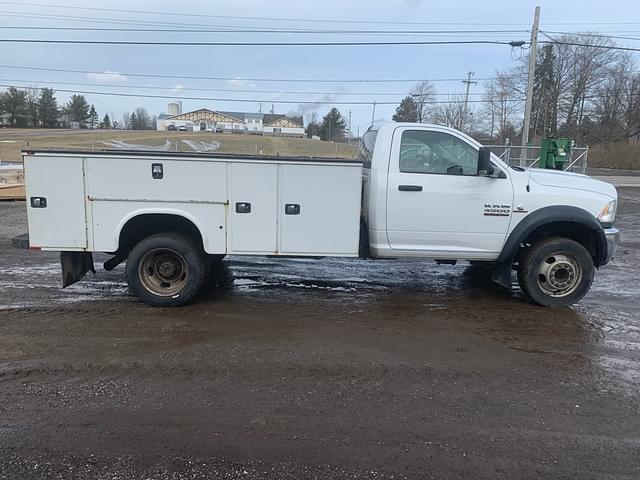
[125,232,207,307]
[517,237,594,307]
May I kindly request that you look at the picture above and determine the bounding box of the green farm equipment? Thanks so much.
[539,137,572,170]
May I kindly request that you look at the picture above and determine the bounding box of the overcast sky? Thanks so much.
[1,0,638,132]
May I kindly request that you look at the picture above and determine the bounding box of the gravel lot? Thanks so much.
[0,190,639,479]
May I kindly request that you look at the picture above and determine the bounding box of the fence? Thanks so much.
[487,144,588,174]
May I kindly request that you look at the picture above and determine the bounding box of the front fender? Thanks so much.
[492,205,607,288]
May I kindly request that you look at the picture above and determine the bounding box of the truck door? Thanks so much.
[385,127,513,258]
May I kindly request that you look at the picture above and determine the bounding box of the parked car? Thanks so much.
[167,125,177,131]
[17,122,618,307]
[178,126,188,132]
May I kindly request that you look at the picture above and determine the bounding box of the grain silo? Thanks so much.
[167,101,182,116]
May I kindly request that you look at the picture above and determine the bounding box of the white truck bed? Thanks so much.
[24,150,363,257]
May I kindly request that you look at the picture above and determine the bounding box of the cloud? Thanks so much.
[228,77,247,87]
[85,71,128,84]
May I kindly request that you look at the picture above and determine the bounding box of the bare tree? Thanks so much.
[559,34,621,137]
[592,60,629,142]
[622,70,640,137]
[481,72,521,142]
[25,87,40,127]
[122,112,130,130]
[409,80,436,122]
[433,97,467,130]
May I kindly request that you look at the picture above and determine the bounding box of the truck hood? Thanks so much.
[528,169,617,199]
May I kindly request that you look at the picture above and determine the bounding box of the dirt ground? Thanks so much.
[0,191,639,479]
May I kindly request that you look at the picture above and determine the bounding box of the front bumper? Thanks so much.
[603,227,620,265]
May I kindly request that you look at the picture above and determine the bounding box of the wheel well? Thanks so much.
[118,214,204,256]
[516,221,598,263]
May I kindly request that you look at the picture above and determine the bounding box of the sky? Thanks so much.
[0,0,639,133]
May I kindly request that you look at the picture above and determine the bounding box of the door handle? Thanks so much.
[285,203,301,215]
[398,185,423,192]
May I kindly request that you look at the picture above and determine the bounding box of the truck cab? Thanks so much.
[360,123,619,306]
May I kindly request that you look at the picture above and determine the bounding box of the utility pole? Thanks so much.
[371,101,377,125]
[348,109,352,144]
[522,5,541,161]
[461,71,477,132]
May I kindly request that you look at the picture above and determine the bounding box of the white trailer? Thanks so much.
[19,123,620,307]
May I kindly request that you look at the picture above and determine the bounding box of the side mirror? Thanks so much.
[478,147,494,176]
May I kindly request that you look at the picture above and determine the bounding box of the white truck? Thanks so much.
[17,122,619,307]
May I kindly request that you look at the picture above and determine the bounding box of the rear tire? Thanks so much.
[517,237,594,307]
[125,232,207,307]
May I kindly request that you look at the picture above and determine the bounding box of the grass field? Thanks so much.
[0,129,358,163]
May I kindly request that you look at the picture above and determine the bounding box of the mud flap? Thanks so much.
[491,261,514,289]
[11,233,30,249]
[61,251,96,288]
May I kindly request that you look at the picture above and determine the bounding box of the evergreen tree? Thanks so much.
[320,107,346,142]
[89,104,98,129]
[129,112,137,129]
[392,96,419,122]
[38,88,59,128]
[305,120,322,138]
[1,87,28,127]
[101,113,111,129]
[65,94,90,124]
[532,44,558,137]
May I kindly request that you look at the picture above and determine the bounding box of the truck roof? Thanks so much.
[22,148,362,165]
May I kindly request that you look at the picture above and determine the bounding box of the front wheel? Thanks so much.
[517,237,594,307]
[125,232,207,307]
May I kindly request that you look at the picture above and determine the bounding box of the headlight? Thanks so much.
[598,200,617,225]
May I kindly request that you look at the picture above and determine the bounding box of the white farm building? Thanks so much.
[157,108,305,137]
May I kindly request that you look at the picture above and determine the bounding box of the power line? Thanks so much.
[0,38,522,47]
[2,2,640,28]
[1,77,521,97]
[0,2,562,27]
[0,25,531,36]
[542,30,640,42]
[0,10,520,31]
[0,64,513,83]
[0,83,525,105]
[539,40,640,52]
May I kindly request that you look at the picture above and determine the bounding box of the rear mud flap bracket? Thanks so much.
[61,251,95,288]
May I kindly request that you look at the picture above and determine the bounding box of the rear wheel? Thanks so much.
[126,232,207,307]
[517,237,594,307]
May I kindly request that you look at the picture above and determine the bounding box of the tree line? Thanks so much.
[0,87,156,130]
[390,33,640,146]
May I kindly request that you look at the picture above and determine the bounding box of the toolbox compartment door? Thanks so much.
[24,155,88,250]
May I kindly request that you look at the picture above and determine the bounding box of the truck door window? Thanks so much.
[399,130,478,176]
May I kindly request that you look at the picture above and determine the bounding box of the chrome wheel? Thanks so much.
[138,248,189,297]
[536,251,583,298]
